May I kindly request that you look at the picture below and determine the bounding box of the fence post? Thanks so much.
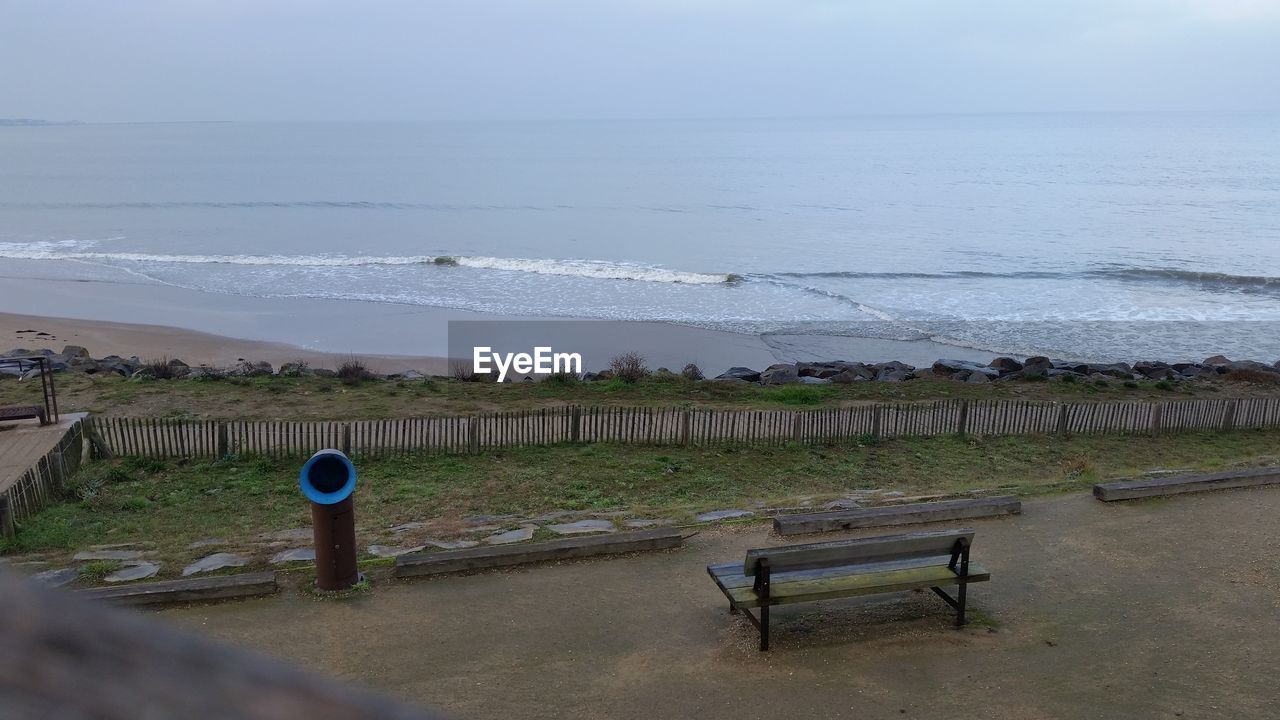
[1223,399,1238,431]
[872,405,882,440]
[216,423,229,459]
[0,497,12,540]
[791,412,803,444]
[957,400,969,436]
[1056,404,1069,436]
[1151,404,1164,435]
[341,423,352,455]
[680,410,691,445]
[570,406,581,443]
[85,416,112,460]
[468,416,480,454]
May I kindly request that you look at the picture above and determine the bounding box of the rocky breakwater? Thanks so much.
[699,355,1280,386]
[0,346,418,381]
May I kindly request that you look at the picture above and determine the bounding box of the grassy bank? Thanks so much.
[6,428,1280,583]
[2,371,1275,421]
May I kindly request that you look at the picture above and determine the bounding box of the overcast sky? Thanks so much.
[2,0,1278,122]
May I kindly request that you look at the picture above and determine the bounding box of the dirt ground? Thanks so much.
[161,489,1280,719]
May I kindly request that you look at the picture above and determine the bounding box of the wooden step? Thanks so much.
[79,571,278,606]
[394,527,683,578]
[1093,467,1280,501]
[773,496,1021,536]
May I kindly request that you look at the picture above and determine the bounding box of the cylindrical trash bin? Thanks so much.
[299,449,361,591]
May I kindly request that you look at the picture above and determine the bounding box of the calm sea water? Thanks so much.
[1,114,1278,361]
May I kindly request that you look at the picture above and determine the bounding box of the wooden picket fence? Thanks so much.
[0,417,85,529]
[83,396,1280,461]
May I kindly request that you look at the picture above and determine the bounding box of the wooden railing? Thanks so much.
[0,417,84,531]
[83,396,1280,461]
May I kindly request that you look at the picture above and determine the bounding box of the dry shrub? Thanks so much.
[337,357,370,385]
[139,357,180,380]
[609,352,650,383]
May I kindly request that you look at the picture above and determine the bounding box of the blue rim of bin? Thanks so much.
[299,450,357,505]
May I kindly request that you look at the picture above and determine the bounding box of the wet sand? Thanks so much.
[0,276,997,374]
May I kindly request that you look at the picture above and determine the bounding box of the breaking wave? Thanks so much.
[0,241,736,285]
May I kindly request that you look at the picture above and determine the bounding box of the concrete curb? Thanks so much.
[394,528,683,578]
[79,571,278,606]
[1093,467,1280,501]
[773,496,1022,536]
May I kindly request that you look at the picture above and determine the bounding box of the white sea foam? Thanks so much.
[0,242,734,285]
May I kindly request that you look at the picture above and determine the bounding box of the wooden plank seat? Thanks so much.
[706,528,990,650]
[0,405,45,425]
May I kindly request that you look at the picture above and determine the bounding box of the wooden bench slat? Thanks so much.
[743,528,974,575]
[715,562,989,609]
[710,555,957,590]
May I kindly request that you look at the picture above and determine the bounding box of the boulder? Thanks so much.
[965,370,991,383]
[68,355,99,371]
[1052,360,1090,374]
[1021,356,1052,378]
[828,369,868,383]
[716,366,761,383]
[760,363,799,385]
[1134,361,1176,380]
[277,362,309,377]
[933,359,999,380]
[797,362,842,379]
[60,345,90,359]
[167,358,189,370]
[1224,360,1280,376]
[1204,355,1231,365]
[988,357,1023,374]
[797,376,831,384]
[875,366,916,382]
[1087,362,1133,378]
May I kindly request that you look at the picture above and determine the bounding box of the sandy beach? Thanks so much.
[0,277,997,375]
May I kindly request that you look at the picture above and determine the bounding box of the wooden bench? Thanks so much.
[706,528,990,650]
[0,405,45,425]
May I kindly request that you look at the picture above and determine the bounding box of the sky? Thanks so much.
[2,0,1278,122]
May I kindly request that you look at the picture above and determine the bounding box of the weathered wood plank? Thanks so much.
[709,562,990,608]
[394,528,682,577]
[744,528,974,574]
[773,496,1020,536]
[1093,466,1280,501]
[78,571,278,606]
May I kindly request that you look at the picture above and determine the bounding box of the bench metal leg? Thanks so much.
[930,585,968,627]
[759,604,769,651]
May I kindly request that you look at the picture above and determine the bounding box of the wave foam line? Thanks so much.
[0,243,736,285]
[775,266,1280,291]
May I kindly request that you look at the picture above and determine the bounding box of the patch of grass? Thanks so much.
[2,369,1267,421]
[79,560,122,581]
[303,578,373,600]
[763,385,830,405]
[8,427,1280,577]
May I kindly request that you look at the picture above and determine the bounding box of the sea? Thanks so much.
[1,113,1278,362]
